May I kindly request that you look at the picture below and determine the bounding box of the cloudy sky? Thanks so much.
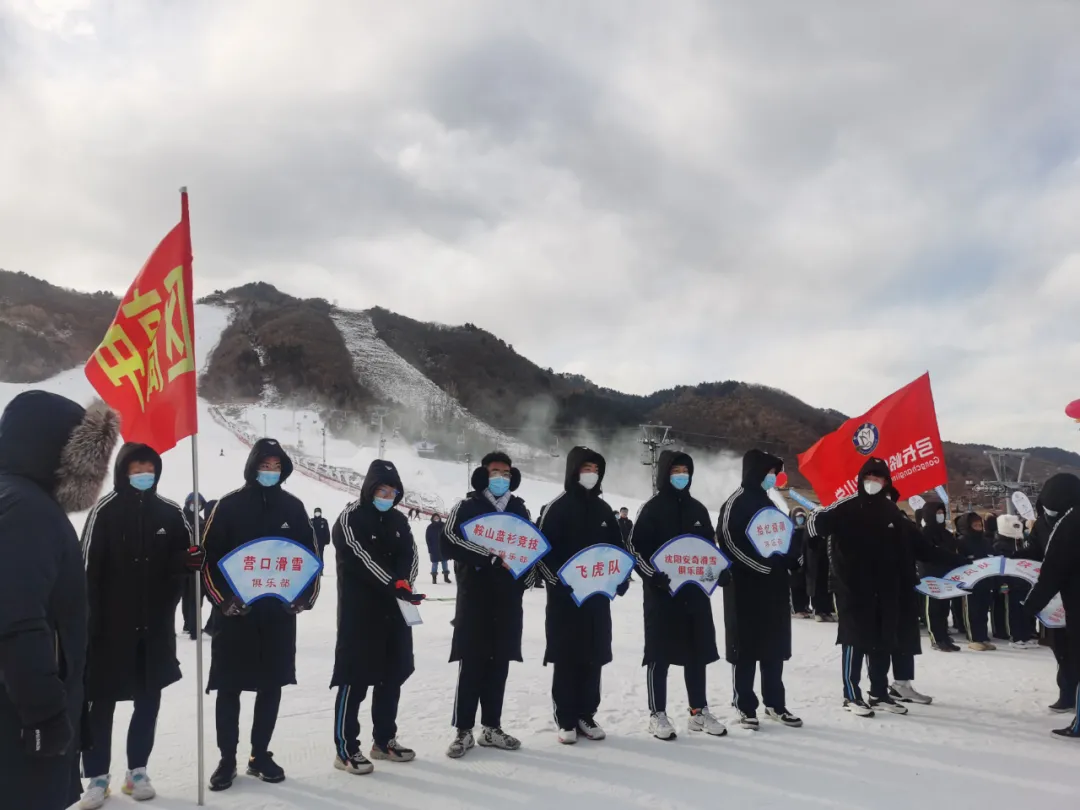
[2,0,1079,450]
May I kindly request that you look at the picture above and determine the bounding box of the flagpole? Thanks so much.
[182,186,207,806]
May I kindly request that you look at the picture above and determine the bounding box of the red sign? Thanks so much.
[797,373,947,505]
[85,192,197,453]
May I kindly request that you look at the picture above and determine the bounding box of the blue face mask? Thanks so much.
[488,476,511,497]
[256,470,281,488]
[761,473,778,491]
[129,473,155,492]
[373,496,395,513]
[670,473,690,491]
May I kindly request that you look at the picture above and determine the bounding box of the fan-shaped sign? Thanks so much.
[459,512,550,579]
[219,536,323,606]
[558,544,634,606]
[650,535,730,596]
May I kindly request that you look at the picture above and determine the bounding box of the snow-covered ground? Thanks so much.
[2,306,1076,809]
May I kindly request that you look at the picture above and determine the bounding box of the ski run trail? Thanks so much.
[1,304,1075,810]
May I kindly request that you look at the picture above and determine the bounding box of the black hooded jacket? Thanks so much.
[956,513,993,560]
[81,443,191,701]
[806,457,906,651]
[331,460,418,687]
[718,449,798,663]
[312,512,331,551]
[0,391,117,810]
[916,501,958,578]
[536,447,626,666]
[442,458,532,663]
[626,451,719,667]
[201,439,322,692]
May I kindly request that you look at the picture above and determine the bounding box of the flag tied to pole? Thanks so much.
[85,193,198,453]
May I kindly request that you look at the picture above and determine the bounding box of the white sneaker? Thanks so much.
[80,776,111,809]
[558,727,578,745]
[688,709,728,737]
[889,681,933,705]
[765,707,804,728]
[1011,640,1040,650]
[648,711,677,741]
[736,710,760,730]
[577,717,606,741]
[122,769,155,801]
[334,751,374,775]
[478,726,521,750]
[843,699,875,717]
[446,729,475,759]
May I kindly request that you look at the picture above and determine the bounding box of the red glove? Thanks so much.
[184,546,205,571]
[394,580,425,605]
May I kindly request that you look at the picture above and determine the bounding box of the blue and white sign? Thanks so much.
[219,536,323,606]
[558,544,634,606]
[651,535,730,596]
[934,485,949,509]
[1038,593,1066,629]
[745,507,793,557]
[787,489,817,511]
[460,512,551,579]
[944,556,1006,587]
[1011,491,1036,521]
[915,577,968,599]
[908,494,926,511]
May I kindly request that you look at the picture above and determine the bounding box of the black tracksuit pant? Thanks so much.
[891,652,916,682]
[925,597,953,648]
[216,688,281,759]
[647,662,707,714]
[334,683,401,755]
[963,583,995,643]
[453,657,510,731]
[82,691,163,777]
[809,566,833,616]
[992,583,1034,642]
[181,575,198,637]
[842,646,890,702]
[551,663,602,731]
[732,660,785,715]
[1051,631,1078,708]
[790,571,810,614]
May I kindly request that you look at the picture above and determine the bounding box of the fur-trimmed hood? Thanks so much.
[470,451,522,494]
[0,390,119,513]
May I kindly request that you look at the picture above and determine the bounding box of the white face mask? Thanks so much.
[935,513,945,524]
[579,472,599,491]
[863,480,883,496]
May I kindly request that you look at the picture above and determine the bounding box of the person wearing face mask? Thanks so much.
[536,447,629,745]
[77,443,202,807]
[1023,473,1080,738]
[426,513,451,585]
[331,460,422,773]
[718,450,804,729]
[789,508,812,618]
[200,439,324,792]
[312,507,331,553]
[953,512,997,652]
[441,453,532,758]
[625,452,727,741]
[915,501,961,653]
[806,458,908,717]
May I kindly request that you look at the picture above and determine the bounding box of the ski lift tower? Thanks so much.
[371,407,390,459]
[981,450,1031,515]
[640,424,674,495]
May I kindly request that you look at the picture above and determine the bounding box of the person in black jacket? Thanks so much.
[0,391,118,810]
[806,457,908,717]
[79,443,204,805]
[427,513,451,585]
[442,452,532,758]
[331,460,421,773]
[618,508,633,542]
[916,501,961,652]
[1023,473,1080,738]
[719,450,803,729]
[182,492,208,639]
[803,506,835,623]
[954,512,997,652]
[312,507,331,552]
[789,507,812,618]
[993,514,1038,648]
[627,451,727,741]
[536,447,629,745]
[201,439,323,791]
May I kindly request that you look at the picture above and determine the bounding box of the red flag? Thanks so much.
[797,373,947,505]
[85,194,197,453]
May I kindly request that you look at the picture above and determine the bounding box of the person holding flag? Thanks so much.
[78,443,204,807]
[331,460,422,773]
[201,439,323,791]
[441,452,533,758]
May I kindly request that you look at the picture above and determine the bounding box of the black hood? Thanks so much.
[564,446,606,492]
[0,390,119,512]
[243,438,294,485]
[113,442,163,492]
[361,459,405,506]
[884,485,901,503]
[984,514,998,536]
[790,506,808,526]
[470,451,521,494]
[857,457,892,499]
[741,449,783,489]
[657,450,694,494]
[920,500,946,528]
[956,512,983,537]
[1039,473,1080,514]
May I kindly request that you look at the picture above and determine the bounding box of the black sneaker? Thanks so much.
[334,751,374,775]
[1051,725,1080,740]
[209,757,237,792]
[868,695,909,715]
[577,716,606,741]
[1049,699,1077,714]
[370,738,416,762]
[932,642,961,652]
[247,751,286,783]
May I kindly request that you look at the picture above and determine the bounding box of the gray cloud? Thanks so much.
[1,0,1079,450]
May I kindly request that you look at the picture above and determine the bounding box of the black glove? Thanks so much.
[490,555,508,569]
[21,712,73,757]
[616,578,631,597]
[650,571,672,592]
[222,598,251,617]
[716,569,732,588]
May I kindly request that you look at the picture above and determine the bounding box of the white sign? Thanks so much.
[1011,491,1036,521]
[1001,557,1042,584]
[745,507,793,557]
[935,485,949,508]
[1038,593,1066,629]
[557,544,635,606]
[650,535,730,597]
[219,536,323,606]
[923,555,1065,628]
[397,600,423,627]
[916,577,969,599]
[908,495,926,511]
[459,512,551,579]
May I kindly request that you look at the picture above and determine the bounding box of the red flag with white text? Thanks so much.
[797,373,947,506]
[84,196,197,453]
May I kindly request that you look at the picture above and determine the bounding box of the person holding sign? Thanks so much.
[536,447,628,745]
[916,501,962,653]
[625,451,728,741]
[201,439,324,792]
[806,458,909,717]
[718,450,804,730]
[955,512,997,652]
[1023,473,1080,738]
[441,452,534,759]
[992,515,1039,648]
[331,460,422,773]
[78,443,203,807]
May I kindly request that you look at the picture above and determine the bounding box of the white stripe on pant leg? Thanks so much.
[336,686,350,760]
[452,661,462,729]
[1073,684,1080,733]
[647,663,654,714]
[731,664,739,711]
[843,646,855,701]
